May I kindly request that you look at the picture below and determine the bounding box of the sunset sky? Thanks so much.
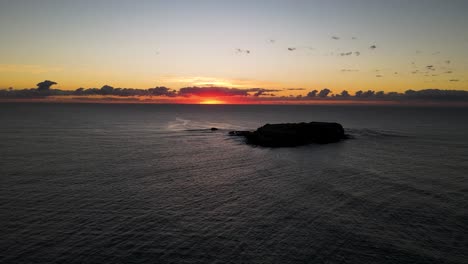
[1,0,467,96]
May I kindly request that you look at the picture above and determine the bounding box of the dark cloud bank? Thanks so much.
[1,80,468,104]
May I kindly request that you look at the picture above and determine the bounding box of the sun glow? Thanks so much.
[199,99,226,104]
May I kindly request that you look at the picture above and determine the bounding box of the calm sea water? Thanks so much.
[1,103,467,264]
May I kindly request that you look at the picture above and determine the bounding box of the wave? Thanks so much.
[166,117,245,132]
[346,128,410,139]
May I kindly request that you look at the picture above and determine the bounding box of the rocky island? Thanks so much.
[229,122,347,147]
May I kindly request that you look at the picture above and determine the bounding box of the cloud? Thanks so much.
[401,89,468,101]
[148,87,177,96]
[355,90,377,98]
[318,88,331,98]
[375,91,385,97]
[340,51,360,56]
[3,80,468,104]
[0,80,64,98]
[64,96,141,103]
[286,46,315,52]
[178,87,250,97]
[246,88,282,92]
[306,90,318,97]
[253,90,270,97]
[235,49,251,54]
[332,90,350,97]
[286,88,306,91]
[21,84,281,98]
[37,80,57,91]
[336,90,350,97]
[245,88,282,97]
[72,85,177,97]
[254,89,468,103]
[252,91,263,97]
[176,87,282,97]
[342,89,468,102]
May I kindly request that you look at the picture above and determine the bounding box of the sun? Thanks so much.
[199,99,226,104]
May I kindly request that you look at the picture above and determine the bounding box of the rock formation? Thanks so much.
[229,122,346,147]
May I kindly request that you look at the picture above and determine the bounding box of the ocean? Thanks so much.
[1,103,467,263]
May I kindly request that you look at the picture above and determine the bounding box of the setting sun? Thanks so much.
[199,99,226,104]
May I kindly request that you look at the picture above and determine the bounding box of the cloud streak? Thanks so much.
[179,87,248,97]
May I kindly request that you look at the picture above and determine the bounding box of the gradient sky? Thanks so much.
[1,0,467,94]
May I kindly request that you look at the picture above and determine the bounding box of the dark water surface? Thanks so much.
[1,103,467,263]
